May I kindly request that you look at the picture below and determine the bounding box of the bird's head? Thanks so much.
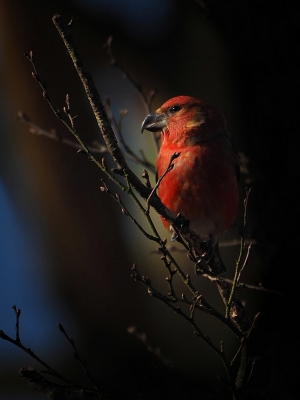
[141,96,226,145]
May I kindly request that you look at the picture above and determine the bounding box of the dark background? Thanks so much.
[0,1,299,399]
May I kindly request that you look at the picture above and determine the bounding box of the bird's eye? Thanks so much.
[170,105,182,113]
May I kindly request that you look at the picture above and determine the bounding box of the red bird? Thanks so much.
[141,96,240,273]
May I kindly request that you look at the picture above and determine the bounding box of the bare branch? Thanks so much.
[19,367,101,400]
[100,179,159,242]
[147,152,180,204]
[12,305,21,343]
[0,309,83,388]
[226,188,253,320]
[103,97,155,172]
[103,36,159,153]
[51,14,181,231]
[58,324,100,391]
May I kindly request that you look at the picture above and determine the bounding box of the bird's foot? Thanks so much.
[194,239,214,274]
[170,213,190,242]
[195,238,226,275]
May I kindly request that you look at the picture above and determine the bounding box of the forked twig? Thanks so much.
[147,152,181,204]
[0,308,88,389]
[58,324,100,391]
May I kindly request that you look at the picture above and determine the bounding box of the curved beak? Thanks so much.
[141,112,167,133]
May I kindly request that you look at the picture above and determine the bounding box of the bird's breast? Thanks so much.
[155,143,239,240]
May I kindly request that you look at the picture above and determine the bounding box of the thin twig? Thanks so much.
[52,16,146,193]
[237,243,252,282]
[103,98,155,173]
[201,274,286,296]
[131,265,240,399]
[24,51,126,192]
[58,324,100,391]
[104,36,159,153]
[147,152,180,203]
[51,14,186,234]
[19,367,100,400]
[226,187,252,319]
[0,309,87,388]
[100,179,159,242]
[12,305,21,344]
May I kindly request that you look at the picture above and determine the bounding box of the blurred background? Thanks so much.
[0,1,299,399]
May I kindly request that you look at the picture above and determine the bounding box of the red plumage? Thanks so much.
[142,96,239,272]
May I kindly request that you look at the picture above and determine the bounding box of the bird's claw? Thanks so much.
[175,213,190,233]
[170,227,178,242]
[170,214,190,242]
[194,239,216,274]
